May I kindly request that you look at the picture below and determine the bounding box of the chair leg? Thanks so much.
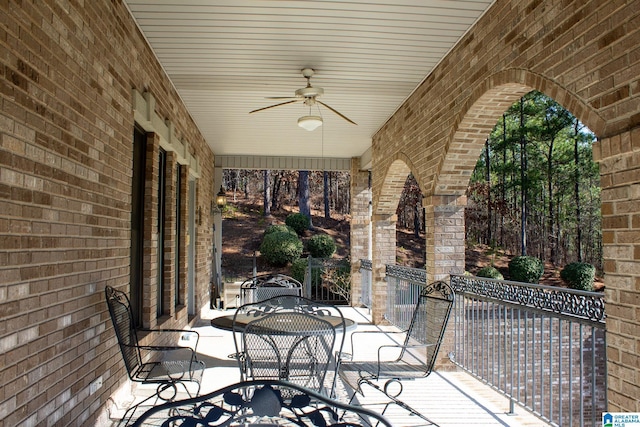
[356,378,440,427]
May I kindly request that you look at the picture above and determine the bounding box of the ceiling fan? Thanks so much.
[250,68,357,131]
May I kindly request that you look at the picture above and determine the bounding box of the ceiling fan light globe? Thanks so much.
[298,115,323,131]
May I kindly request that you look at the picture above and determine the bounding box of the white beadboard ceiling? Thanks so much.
[124,0,495,166]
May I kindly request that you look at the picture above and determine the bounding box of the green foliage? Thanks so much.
[285,213,311,235]
[465,91,602,272]
[259,232,303,267]
[307,234,336,258]
[290,258,308,284]
[476,266,504,280]
[508,256,544,284]
[290,257,322,286]
[264,224,297,237]
[560,262,595,291]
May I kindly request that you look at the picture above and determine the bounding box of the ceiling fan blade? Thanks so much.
[317,101,357,125]
[249,100,299,114]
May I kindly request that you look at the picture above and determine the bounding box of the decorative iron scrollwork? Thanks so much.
[386,264,426,284]
[131,380,392,426]
[450,274,605,323]
[360,259,372,271]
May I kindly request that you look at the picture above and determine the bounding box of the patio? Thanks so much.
[107,306,550,427]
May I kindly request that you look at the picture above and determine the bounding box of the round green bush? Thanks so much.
[259,231,303,267]
[285,213,311,235]
[290,258,308,284]
[560,262,595,291]
[476,266,504,280]
[290,257,323,286]
[307,234,336,258]
[508,256,544,284]
[264,224,297,237]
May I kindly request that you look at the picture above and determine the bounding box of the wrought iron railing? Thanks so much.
[359,259,372,308]
[449,274,607,427]
[384,264,427,330]
[303,257,350,305]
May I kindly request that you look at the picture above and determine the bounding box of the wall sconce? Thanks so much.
[212,186,227,214]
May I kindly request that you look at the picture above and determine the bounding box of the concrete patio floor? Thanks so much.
[108,306,550,426]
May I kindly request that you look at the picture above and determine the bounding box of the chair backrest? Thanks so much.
[233,295,346,395]
[131,379,393,427]
[105,286,142,378]
[240,274,303,304]
[243,311,336,393]
[401,280,454,373]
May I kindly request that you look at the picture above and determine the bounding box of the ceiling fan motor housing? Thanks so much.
[295,86,323,98]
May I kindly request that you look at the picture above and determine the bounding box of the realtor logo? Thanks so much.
[604,413,640,427]
[604,413,613,427]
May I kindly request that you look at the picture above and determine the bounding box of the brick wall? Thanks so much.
[594,128,640,412]
[367,0,640,412]
[0,1,215,425]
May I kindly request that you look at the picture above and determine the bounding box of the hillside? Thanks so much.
[221,198,603,290]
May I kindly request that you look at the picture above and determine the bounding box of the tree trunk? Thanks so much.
[547,136,556,264]
[519,97,528,256]
[500,114,506,247]
[263,170,271,217]
[323,171,330,219]
[573,118,583,262]
[298,170,313,227]
[484,138,492,245]
[271,171,281,211]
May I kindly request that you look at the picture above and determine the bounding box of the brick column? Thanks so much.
[423,195,467,284]
[349,158,371,306]
[424,194,466,369]
[371,213,397,324]
[593,127,640,413]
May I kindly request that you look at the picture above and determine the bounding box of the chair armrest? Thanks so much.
[138,328,200,352]
[347,329,408,358]
[137,342,198,364]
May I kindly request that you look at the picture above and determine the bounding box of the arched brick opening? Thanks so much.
[434,70,606,196]
[369,154,423,322]
[374,152,423,215]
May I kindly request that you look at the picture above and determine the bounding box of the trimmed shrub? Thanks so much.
[560,262,596,291]
[476,266,504,280]
[259,231,303,267]
[307,234,336,258]
[290,258,308,284]
[508,256,544,284]
[290,257,322,286]
[264,224,297,237]
[285,213,311,235]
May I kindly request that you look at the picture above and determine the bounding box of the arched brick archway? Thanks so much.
[374,152,421,215]
[435,70,606,196]
[367,1,639,412]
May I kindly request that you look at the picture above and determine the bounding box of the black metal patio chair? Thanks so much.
[130,379,393,427]
[232,295,346,397]
[239,273,303,305]
[337,280,454,426]
[105,286,206,424]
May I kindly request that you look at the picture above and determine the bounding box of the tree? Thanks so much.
[323,171,330,219]
[464,90,601,271]
[298,170,313,227]
[263,170,271,217]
